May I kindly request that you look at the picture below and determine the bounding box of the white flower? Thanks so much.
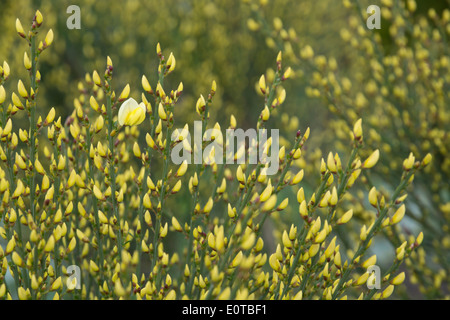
[118,98,146,126]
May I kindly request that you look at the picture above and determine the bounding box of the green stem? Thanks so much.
[185,97,211,297]
[106,92,122,262]
[276,172,331,299]
[86,127,104,284]
[331,169,415,300]
[151,123,173,293]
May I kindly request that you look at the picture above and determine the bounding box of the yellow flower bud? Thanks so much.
[41,174,50,191]
[51,277,62,291]
[15,153,27,170]
[218,288,231,300]
[259,182,273,202]
[299,200,308,217]
[354,272,370,286]
[337,209,353,224]
[76,229,89,243]
[98,210,108,224]
[90,96,99,112]
[143,211,152,228]
[44,29,54,47]
[16,18,25,37]
[203,197,214,213]
[236,165,245,184]
[329,187,338,206]
[391,272,405,285]
[35,10,43,25]
[421,153,432,166]
[95,115,104,133]
[172,217,183,232]
[12,92,24,109]
[381,285,394,299]
[241,232,255,250]
[119,84,130,102]
[362,149,380,169]
[18,287,30,300]
[353,118,363,139]
[156,42,162,56]
[12,179,25,199]
[133,142,141,158]
[227,204,236,218]
[416,232,424,246]
[261,105,270,121]
[18,80,28,98]
[176,160,188,177]
[12,252,23,267]
[231,251,243,268]
[396,246,405,260]
[403,152,415,171]
[146,133,156,149]
[361,254,377,269]
[335,251,342,268]
[390,204,405,225]
[158,103,167,120]
[5,237,15,255]
[3,61,10,79]
[277,198,289,211]
[360,225,367,241]
[300,45,314,59]
[269,253,281,272]
[142,75,152,93]
[90,260,99,273]
[147,176,156,190]
[259,75,267,94]
[230,115,237,129]
[195,95,206,114]
[93,185,105,201]
[160,222,168,238]
[93,70,102,86]
[106,56,113,69]
[65,170,77,189]
[282,231,292,249]
[44,235,55,252]
[2,118,12,137]
[166,52,176,72]
[262,194,277,212]
[143,193,152,209]
[172,180,182,194]
[283,67,293,80]
[277,89,286,105]
[318,191,330,208]
[54,208,62,224]
[368,186,378,207]
[327,152,337,173]
[19,129,28,143]
[314,228,327,243]
[57,155,66,171]
[0,85,5,104]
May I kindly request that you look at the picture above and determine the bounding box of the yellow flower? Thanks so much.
[44,29,54,47]
[118,98,146,126]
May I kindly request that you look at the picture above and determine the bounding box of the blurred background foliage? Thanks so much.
[0,0,448,298]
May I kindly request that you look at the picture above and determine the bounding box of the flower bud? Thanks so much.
[353,118,363,140]
[44,29,54,47]
[362,149,380,169]
[16,19,26,38]
[259,75,267,94]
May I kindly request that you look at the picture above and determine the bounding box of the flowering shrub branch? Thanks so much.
[0,9,436,300]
